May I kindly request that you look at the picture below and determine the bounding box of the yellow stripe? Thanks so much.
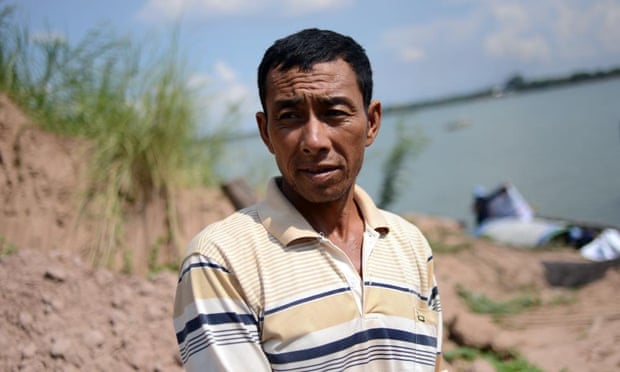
[261,292,359,341]
[173,261,244,317]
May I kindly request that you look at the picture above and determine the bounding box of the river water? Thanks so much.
[219,78,620,229]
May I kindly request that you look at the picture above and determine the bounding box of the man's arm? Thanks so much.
[435,354,446,372]
[173,253,271,371]
[427,251,444,372]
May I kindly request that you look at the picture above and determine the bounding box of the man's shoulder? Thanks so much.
[379,209,423,234]
[185,205,263,255]
[377,209,432,254]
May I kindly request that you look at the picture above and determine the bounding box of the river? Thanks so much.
[219,78,620,229]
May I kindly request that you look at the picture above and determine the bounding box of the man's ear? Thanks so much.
[365,100,382,147]
[256,112,275,154]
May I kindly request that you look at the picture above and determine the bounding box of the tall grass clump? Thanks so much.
[0,5,131,135]
[0,4,228,268]
[378,122,427,209]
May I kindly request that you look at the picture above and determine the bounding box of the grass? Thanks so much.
[456,284,541,316]
[444,346,544,372]
[0,4,230,270]
[427,238,471,254]
[0,236,17,257]
[377,122,427,209]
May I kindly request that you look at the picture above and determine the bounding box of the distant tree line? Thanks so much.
[384,66,620,114]
[503,66,620,92]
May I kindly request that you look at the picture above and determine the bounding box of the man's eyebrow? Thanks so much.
[274,97,304,110]
[317,96,355,107]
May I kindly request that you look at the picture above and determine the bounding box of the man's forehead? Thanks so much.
[265,60,358,98]
[272,57,347,73]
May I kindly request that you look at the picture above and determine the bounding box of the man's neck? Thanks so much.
[278,178,366,274]
[278,179,363,239]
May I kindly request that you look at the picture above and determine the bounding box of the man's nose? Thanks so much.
[300,114,330,155]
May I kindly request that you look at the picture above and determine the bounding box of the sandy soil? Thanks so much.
[1,94,619,371]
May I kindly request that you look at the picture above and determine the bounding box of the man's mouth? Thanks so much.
[299,165,339,176]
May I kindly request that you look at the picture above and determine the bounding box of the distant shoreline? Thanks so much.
[223,68,620,141]
[384,67,620,115]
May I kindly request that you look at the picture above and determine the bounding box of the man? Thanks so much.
[173,28,443,371]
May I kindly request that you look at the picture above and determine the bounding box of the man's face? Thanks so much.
[256,59,381,205]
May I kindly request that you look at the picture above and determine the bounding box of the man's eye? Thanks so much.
[278,112,299,120]
[325,109,348,117]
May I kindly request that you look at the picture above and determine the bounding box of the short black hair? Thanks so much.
[257,28,373,111]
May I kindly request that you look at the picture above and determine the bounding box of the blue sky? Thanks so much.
[15,0,620,130]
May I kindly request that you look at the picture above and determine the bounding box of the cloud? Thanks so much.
[596,1,620,52]
[137,0,354,22]
[188,61,256,132]
[282,0,353,16]
[136,0,262,22]
[214,61,238,82]
[399,47,426,63]
[485,33,550,62]
[568,0,620,54]
[384,0,620,66]
[481,0,620,61]
[210,61,253,109]
[382,15,481,64]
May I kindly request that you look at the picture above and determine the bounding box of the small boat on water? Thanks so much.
[444,119,471,132]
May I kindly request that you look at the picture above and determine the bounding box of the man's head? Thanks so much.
[255,29,381,207]
[257,28,373,114]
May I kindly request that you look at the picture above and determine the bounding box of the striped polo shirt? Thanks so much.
[173,177,442,371]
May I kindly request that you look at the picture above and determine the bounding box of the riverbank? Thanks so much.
[1,94,619,371]
[2,212,618,371]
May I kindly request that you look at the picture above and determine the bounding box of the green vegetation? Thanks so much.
[377,123,427,209]
[147,234,179,276]
[0,4,230,268]
[457,284,541,316]
[0,236,17,257]
[426,238,471,254]
[444,346,544,372]
[548,291,577,306]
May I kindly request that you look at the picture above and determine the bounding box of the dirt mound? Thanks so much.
[2,228,618,371]
[407,213,620,371]
[0,249,182,371]
[0,94,235,275]
[437,242,620,371]
[0,94,90,256]
[1,95,619,371]
[0,94,233,370]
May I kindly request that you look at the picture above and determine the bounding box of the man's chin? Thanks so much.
[296,184,352,205]
[280,176,353,204]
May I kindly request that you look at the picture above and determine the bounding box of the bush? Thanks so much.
[0,4,229,267]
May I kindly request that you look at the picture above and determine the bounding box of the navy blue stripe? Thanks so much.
[182,335,209,362]
[178,260,230,283]
[364,281,428,301]
[264,287,351,316]
[273,344,436,372]
[265,328,437,365]
[176,312,257,343]
[181,331,260,363]
[428,286,439,305]
[291,354,435,372]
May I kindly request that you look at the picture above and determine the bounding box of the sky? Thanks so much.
[15,0,620,131]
